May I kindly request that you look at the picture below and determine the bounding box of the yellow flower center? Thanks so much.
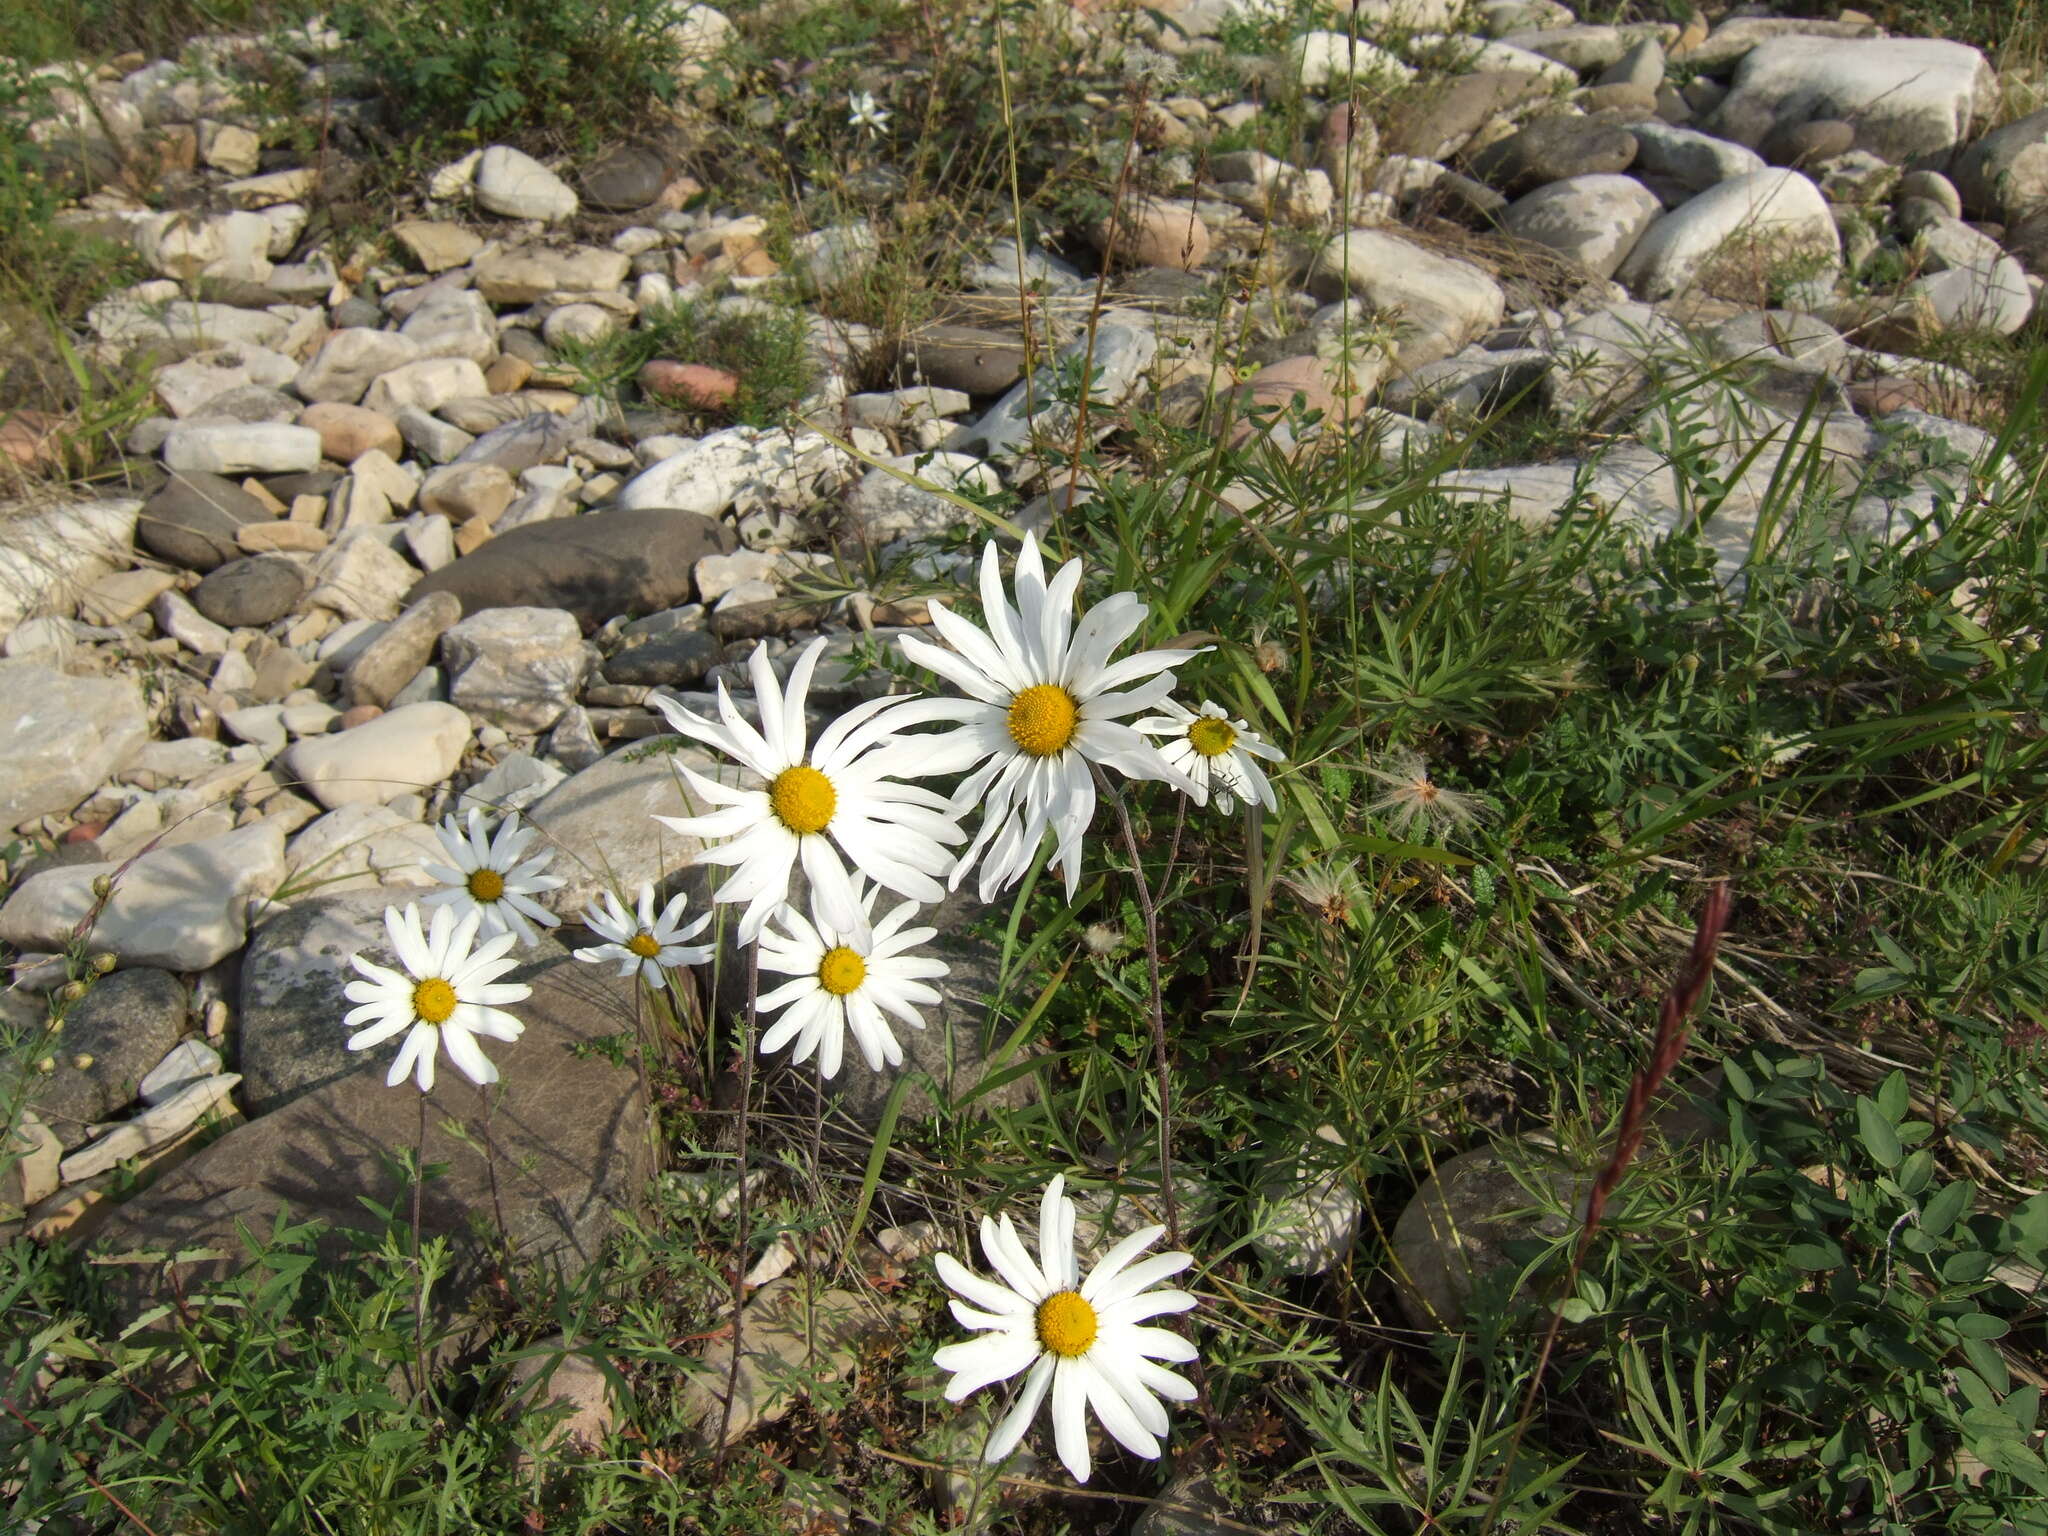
[818,946,867,996]
[1007,684,1079,758]
[627,932,662,959]
[769,764,837,835]
[1187,717,1237,758]
[412,977,457,1024]
[1035,1290,1098,1359]
[467,868,506,902]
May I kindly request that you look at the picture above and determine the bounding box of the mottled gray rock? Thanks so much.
[1308,229,1506,371]
[946,319,1160,461]
[615,426,854,517]
[294,328,422,405]
[0,822,286,970]
[1391,1142,1584,1329]
[842,453,1003,544]
[441,607,587,731]
[8,968,187,1148]
[305,530,419,622]
[0,661,148,832]
[1501,174,1663,279]
[1711,37,1995,165]
[1617,169,1838,300]
[92,957,649,1330]
[522,736,720,920]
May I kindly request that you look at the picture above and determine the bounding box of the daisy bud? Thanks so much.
[71,1053,94,1070]
[91,952,117,974]
[91,874,113,900]
[58,980,87,1003]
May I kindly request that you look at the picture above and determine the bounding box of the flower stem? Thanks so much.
[713,947,760,1468]
[1095,768,1179,1247]
[412,1087,427,1399]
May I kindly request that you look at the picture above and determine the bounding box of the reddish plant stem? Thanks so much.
[1478,881,1733,1536]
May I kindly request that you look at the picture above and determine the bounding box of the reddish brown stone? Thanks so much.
[639,360,739,410]
[338,704,383,729]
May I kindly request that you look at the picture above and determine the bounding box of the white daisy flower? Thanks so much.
[1134,698,1282,814]
[847,89,891,135]
[575,883,714,987]
[422,808,566,948]
[932,1174,1199,1485]
[650,638,966,945]
[889,533,1204,903]
[756,878,949,1078]
[343,903,532,1092]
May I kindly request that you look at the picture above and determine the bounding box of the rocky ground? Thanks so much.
[1,0,2045,1518]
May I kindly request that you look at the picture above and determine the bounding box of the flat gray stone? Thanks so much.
[523,736,721,921]
[0,661,149,833]
[91,958,650,1330]
[0,821,285,970]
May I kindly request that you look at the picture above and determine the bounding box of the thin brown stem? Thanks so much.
[2,1397,166,1536]
[713,947,760,1469]
[477,1081,507,1250]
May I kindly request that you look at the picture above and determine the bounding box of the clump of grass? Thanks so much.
[564,294,817,428]
[330,0,683,150]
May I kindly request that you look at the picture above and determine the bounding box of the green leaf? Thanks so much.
[1952,1311,2010,1341]
[1920,1181,1972,1237]
[1943,1250,1997,1285]
[1722,1055,1756,1101]
[1856,1096,1903,1169]
[1786,1239,1845,1271]
[1876,1068,1911,1122]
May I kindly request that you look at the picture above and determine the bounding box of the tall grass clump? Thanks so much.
[331,0,684,148]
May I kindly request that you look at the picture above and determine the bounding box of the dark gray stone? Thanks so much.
[11,968,187,1149]
[191,555,310,629]
[1388,70,1558,161]
[900,325,1029,395]
[405,506,738,631]
[602,628,721,687]
[578,142,669,211]
[1761,117,1855,167]
[137,470,271,573]
[90,957,652,1329]
[1468,115,1639,193]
